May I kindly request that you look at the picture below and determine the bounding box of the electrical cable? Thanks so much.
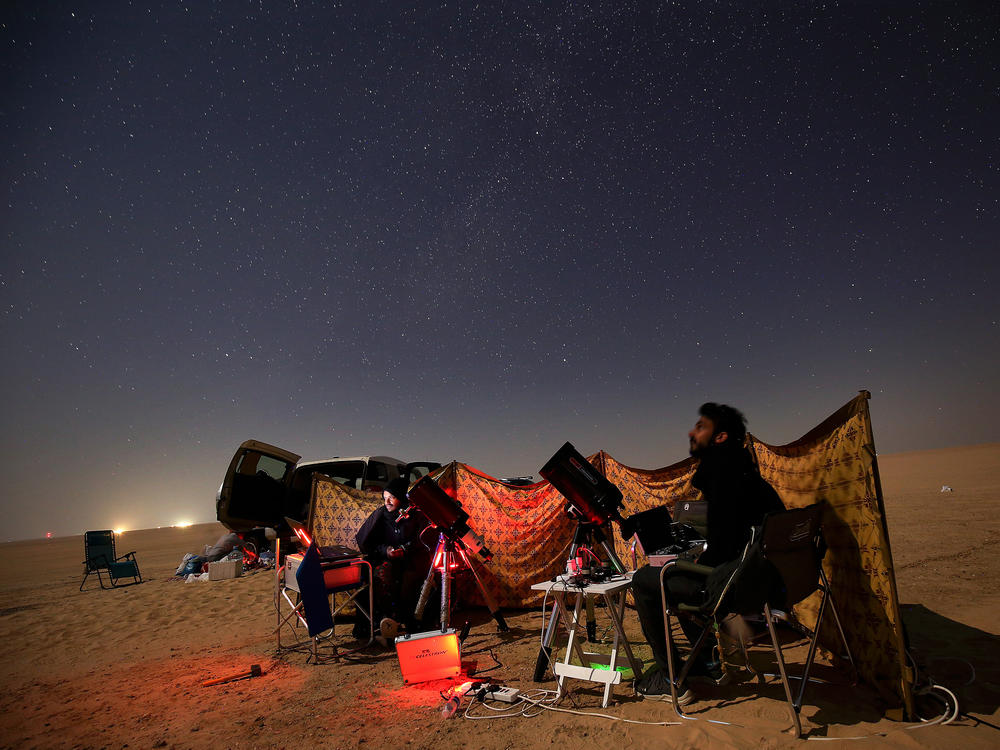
[460,687,684,725]
[525,593,745,727]
[806,650,964,740]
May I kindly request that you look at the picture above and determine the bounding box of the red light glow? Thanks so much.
[293,526,312,547]
[395,631,461,684]
[432,547,461,571]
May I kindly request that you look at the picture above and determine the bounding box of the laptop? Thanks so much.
[629,505,707,567]
[630,506,676,557]
[670,500,708,537]
[284,517,361,562]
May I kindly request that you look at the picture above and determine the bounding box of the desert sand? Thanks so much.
[1,443,997,749]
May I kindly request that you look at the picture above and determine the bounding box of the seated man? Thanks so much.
[631,403,784,704]
[356,477,432,642]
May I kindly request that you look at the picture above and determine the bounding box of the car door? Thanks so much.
[217,440,301,531]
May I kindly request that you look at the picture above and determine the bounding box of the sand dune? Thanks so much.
[1,444,997,748]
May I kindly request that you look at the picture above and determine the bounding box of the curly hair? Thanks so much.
[698,402,748,446]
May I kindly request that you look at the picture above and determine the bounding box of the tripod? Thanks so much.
[415,532,509,633]
[533,520,626,681]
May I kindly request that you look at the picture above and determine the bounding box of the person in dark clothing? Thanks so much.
[632,403,785,704]
[355,477,431,640]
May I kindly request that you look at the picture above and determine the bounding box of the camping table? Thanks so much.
[531,573,642,707]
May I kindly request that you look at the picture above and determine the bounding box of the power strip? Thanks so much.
[490,686,521,703]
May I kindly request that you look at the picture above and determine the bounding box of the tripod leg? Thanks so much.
[414,541,442,622]
[461,550,509,632]
[440,545,450,630]
[598,536,627,574]
[534,598,565,681]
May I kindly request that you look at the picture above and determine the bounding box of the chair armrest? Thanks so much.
[115,551,138,562]
[658,558,714,587]
[670,560,714,577]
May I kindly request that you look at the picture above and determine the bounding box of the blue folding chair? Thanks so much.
[80,530,143,591]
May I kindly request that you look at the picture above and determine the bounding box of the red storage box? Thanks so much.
[394,629,460,684]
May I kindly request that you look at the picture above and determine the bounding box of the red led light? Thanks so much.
[432,547,460,571]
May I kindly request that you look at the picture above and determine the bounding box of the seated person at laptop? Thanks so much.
[356,477,431,641]
[632,403,784,704]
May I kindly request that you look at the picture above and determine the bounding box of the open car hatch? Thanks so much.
[218,440,301,531]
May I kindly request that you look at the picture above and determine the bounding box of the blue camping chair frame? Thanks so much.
[80,530,143,591]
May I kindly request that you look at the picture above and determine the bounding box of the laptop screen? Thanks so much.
[670,500,708,536]
[629,506,675,555]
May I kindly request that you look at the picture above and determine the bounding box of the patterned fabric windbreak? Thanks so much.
[306,391,909,715]
[749,392,912,715]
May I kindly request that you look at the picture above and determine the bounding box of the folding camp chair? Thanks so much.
[658,503,855,737]
[80,530,143,591]
[275,539,374,663]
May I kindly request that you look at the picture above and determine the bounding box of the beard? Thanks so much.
[689,436,715,457]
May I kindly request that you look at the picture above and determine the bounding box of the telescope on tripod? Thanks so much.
[405,475,509,633]
[533,441,630,680]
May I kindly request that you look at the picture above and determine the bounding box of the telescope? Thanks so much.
[534,441,628,681]
[539,441,624,526]
[405,475,493,561]
[407,474,507,632]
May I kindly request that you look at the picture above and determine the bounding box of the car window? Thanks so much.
[406,462,439,482]
[364,462,390,482]
[236,452,289,482]
[315,461,366,489]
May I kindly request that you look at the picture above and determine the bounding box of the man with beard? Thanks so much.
[631,403,785,704]
[356,477,432,643]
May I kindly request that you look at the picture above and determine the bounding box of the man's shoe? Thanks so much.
[380,617,400,641]
[688,659,730,686]
[634,670,694,706]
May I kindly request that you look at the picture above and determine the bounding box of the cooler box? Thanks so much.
[208,559,243,580]
[394,629,460,684]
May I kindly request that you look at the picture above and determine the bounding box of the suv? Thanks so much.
[216,439,440,535]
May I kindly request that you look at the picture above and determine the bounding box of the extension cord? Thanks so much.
[491,686,521,703]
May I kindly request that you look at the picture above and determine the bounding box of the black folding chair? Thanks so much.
[659,503,855,737]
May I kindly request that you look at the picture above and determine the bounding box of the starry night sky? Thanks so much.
[3,2,998,540]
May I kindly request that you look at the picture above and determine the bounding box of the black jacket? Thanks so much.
[691,444,785,567]
[355,506,428,565]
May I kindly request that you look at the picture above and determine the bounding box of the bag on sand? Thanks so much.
[175,553,204,577]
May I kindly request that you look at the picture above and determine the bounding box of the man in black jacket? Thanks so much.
[356,477,432,640]
[632,403,785,704]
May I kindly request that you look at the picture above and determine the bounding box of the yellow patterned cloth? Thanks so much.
[433,463,576,608]
[308,478,382,549]
[305,392,909,715]
[750,392,912,715]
